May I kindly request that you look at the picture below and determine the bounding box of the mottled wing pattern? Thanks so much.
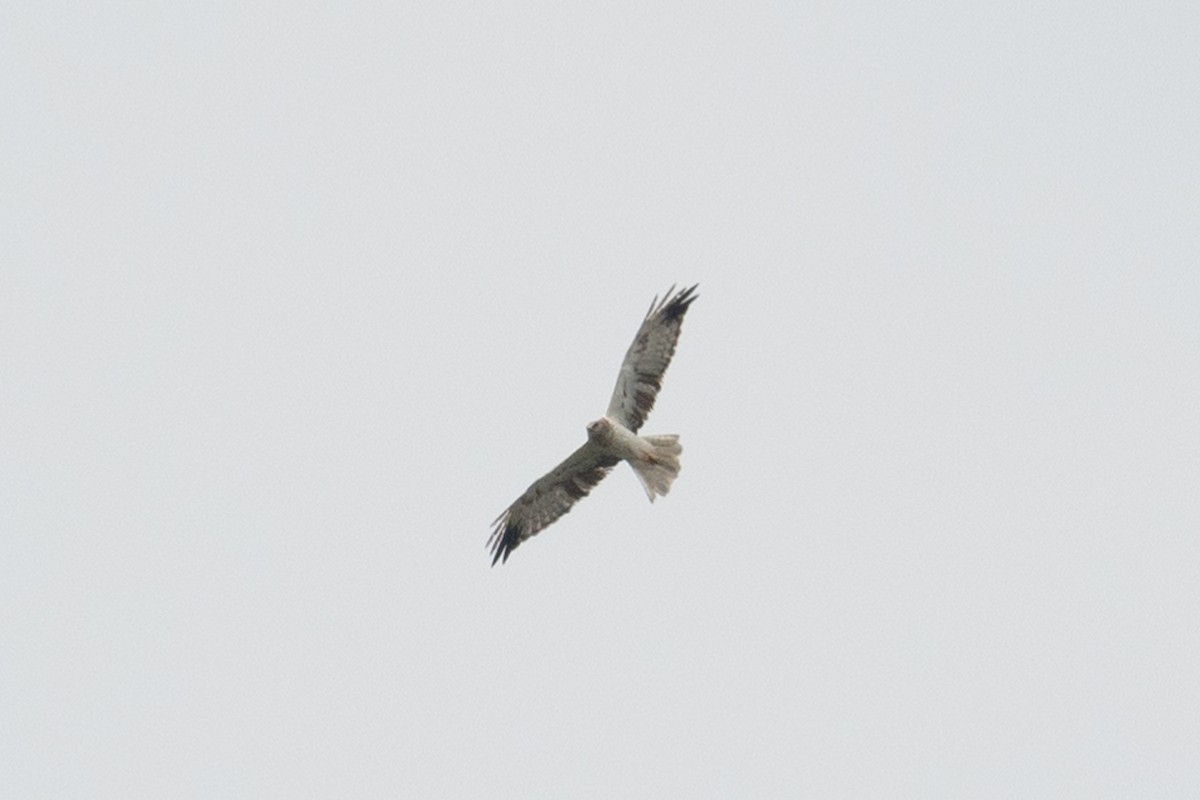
[488,442,620,565]
[605,284,699,432]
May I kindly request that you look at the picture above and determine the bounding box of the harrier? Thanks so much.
[488,284,698,565]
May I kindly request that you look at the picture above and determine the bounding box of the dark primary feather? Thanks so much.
[605,284,699,432]
[487,444,619,565]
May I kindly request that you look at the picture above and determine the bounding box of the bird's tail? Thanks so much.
[630,434,682,502]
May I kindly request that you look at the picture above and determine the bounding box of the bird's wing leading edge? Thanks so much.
[605,284,699,432]
[488,442,620,565]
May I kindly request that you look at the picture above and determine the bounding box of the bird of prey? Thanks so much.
[488,284,699,565]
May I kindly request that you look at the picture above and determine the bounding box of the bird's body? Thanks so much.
[488,285,698,565]
[586,416,682,502]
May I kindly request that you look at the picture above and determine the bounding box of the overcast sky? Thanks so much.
[3,2,1198,797]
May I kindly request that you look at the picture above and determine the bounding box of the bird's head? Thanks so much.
[586,418,612,442]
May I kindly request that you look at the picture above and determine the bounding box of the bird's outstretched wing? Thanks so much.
[605,284,699,432]
[488,442,620,565]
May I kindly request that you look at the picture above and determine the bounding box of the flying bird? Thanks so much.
[488,284,699,565]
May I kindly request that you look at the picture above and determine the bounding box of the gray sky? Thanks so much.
[3,2,1198,797]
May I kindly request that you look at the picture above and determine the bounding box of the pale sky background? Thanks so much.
[3,2,1198,797]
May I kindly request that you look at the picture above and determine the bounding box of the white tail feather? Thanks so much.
[629,434,682,502]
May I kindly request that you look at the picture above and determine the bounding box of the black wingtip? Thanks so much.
[488,520,520,566]
[646,284,699,320]
[660,283,699,320]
